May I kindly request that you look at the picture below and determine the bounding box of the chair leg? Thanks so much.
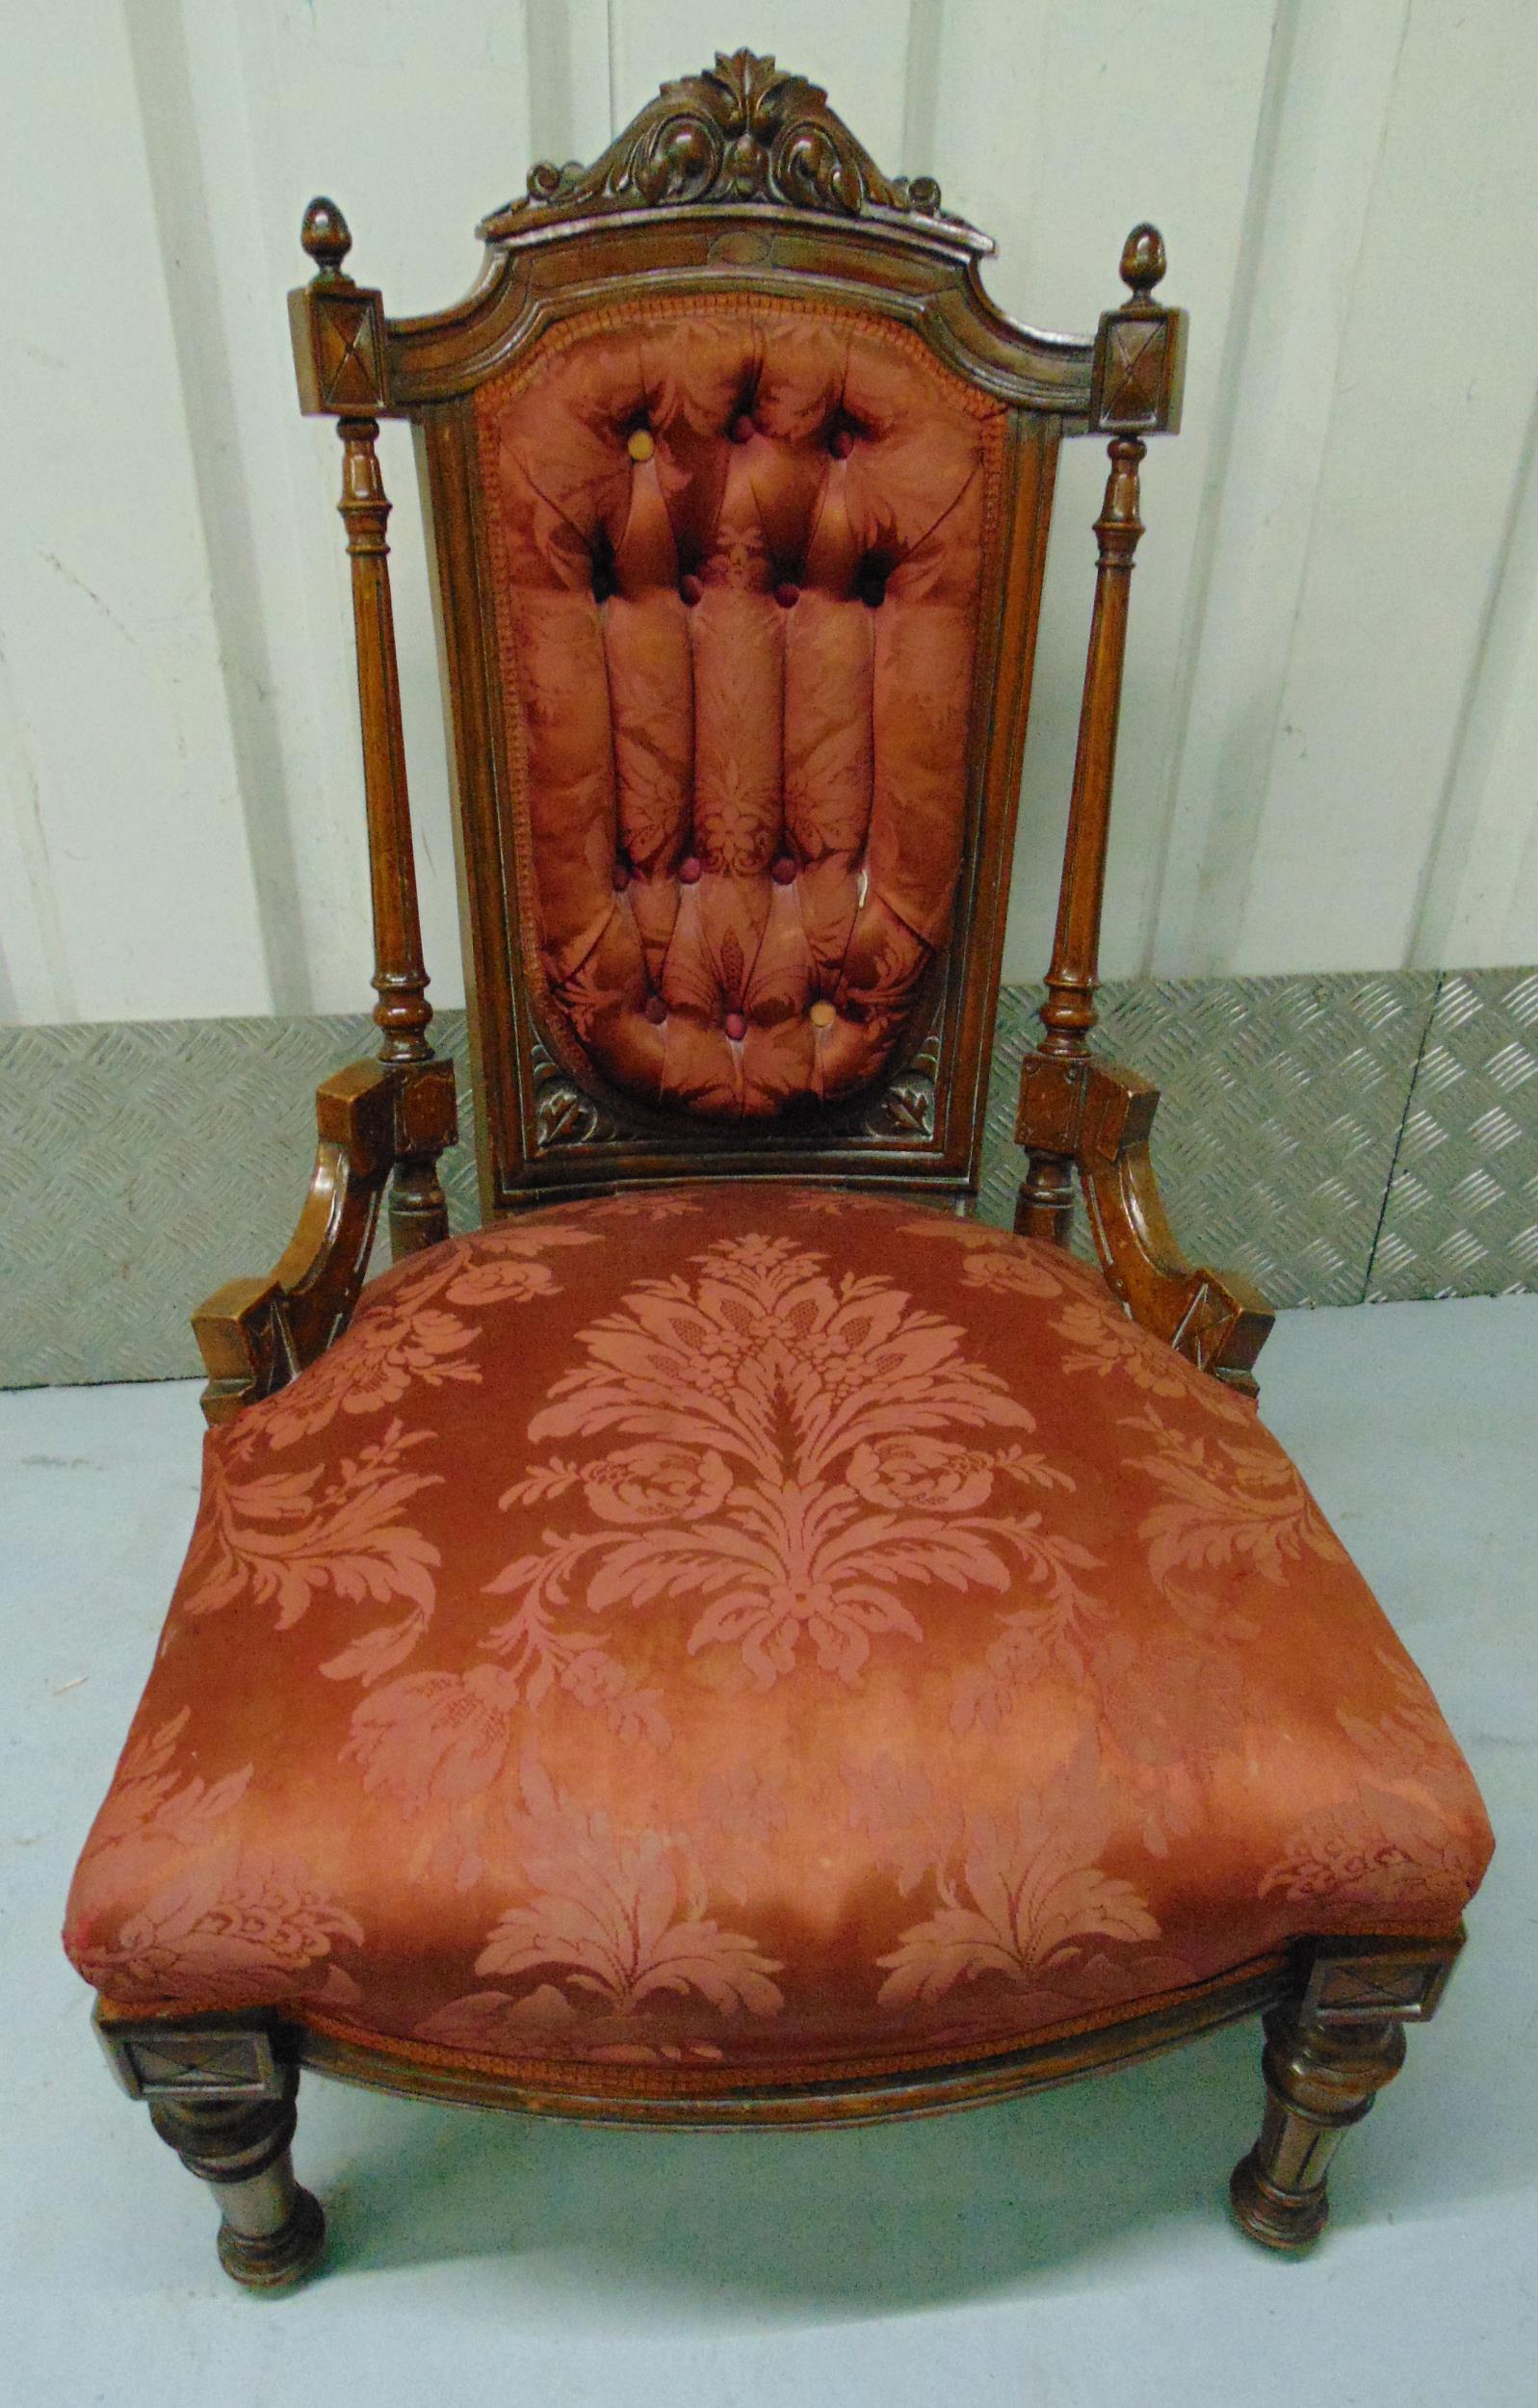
[148,2066,326,2289]
[1229,2002,1406,2251]
[94,2010,326,2290]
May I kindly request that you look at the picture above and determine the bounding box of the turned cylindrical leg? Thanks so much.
[1230,2005,1406,2251]
[388,1154,450,1259]
[1016,1151,1077,1248]
[149,2065,326,2289]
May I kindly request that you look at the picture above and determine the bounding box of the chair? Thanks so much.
[63,51,1492,2290]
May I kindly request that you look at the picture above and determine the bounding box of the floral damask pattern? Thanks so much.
[485,1230,1081,1691]
[66,1712,363,2009]
[417,1747,784,2063]
[63,1184,1493,2086]
[850,1741,1176,2022]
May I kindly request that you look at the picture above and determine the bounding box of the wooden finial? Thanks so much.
[1120,222,1166,304]
[300,196,352,282]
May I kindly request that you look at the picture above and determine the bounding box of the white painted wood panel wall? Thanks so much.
[4,0,1536,1028]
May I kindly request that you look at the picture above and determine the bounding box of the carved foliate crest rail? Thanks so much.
[482,49,951,238]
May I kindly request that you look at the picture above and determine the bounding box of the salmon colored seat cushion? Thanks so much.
[64,1186,1492,2095]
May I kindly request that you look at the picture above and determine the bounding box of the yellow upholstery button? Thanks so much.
[627,429,655,463]
[809,1000,836,1030]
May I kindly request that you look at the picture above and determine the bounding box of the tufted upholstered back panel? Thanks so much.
[472,295,1007,1122]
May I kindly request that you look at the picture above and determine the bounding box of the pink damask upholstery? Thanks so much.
[474,297,1005,1118]
[64,1189,1491,2095]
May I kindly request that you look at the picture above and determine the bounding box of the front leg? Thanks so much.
[1230,1936,1463,2250]
[97,2011,326,2290]
[1229,2006,1405,2249]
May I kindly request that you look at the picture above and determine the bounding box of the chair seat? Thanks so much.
[64,1185,1491,2092]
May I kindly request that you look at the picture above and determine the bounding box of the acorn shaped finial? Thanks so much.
[1120,222,1166,301]
[300,196,352,281]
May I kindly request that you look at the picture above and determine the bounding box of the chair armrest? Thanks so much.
[1016,1050,1273,1396]
[191,1056,456,1426]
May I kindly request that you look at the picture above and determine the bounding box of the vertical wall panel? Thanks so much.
[2,1,1536,1031]
[1228,0,1538,974]
[0,0,277,1023]
[1150,0,1409,978]
[946,1,1285,985]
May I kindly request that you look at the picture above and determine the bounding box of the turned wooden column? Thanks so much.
[334,409,451,1255]
[1036,433,1145,1068]
[292,196,454,1259]
[1017,224,1185,1250]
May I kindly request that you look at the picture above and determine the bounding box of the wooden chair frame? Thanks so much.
[92,52,1466,2288]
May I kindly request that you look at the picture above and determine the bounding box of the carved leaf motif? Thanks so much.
[530,1033,625,1149]
[486,50,949,234]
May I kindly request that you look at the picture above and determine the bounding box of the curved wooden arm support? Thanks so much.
[193,1056,456,1427]
[1016,1050,1273,1395]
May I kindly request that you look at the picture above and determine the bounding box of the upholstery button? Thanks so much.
[643,995,667,1026]
[808,999,836,1030]
[774,581,800,610]
[769,853,797,886]
[678,855,702,885]
[723,1010,747,1043]
[627,428,655,462]
[680,572,703,606]
[729,413,756,444]
[830,428,855,459]
[613,858,630,890]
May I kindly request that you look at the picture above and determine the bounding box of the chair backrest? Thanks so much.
[291,50,1184,1219]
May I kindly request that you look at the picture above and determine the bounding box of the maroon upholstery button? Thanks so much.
[612,859,630,890]
[643,995,667,1026]
[678,855,702,885]
[723,1010,747,1043]
[830,428,855,459]
[774,581,800,610]
[729,413,756,444]
[769,853,797,886]
[680,572,703,606]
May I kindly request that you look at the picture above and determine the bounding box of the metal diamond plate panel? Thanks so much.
[5,969,1531,1385]
[1369,968,1538,1299]
[0,1012,475,1389]
[978,973,1438,1310]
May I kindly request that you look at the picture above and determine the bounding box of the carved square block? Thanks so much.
[1089,306,1186,436]
[98,2016,281,2102]
[1303,1942,1457,2026]
[290,282,388,417]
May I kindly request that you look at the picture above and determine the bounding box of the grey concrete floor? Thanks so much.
[3,1294,1534,2408]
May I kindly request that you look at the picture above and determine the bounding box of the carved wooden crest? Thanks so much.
[482,49,948,237]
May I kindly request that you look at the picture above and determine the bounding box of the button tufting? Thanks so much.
[723,1010,747,1043]
[626,428,655,462]
[679,572,703,606]
[678,855,702,885]
[643,995,667,1026]
[830,428,855,459]
[808,999,837,1030]
[773,581,800,610]
[769,853,797,886]
[729,413,756,444]
[613,859,630,891]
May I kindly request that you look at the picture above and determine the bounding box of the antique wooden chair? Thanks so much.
[64,52,1491,2290]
